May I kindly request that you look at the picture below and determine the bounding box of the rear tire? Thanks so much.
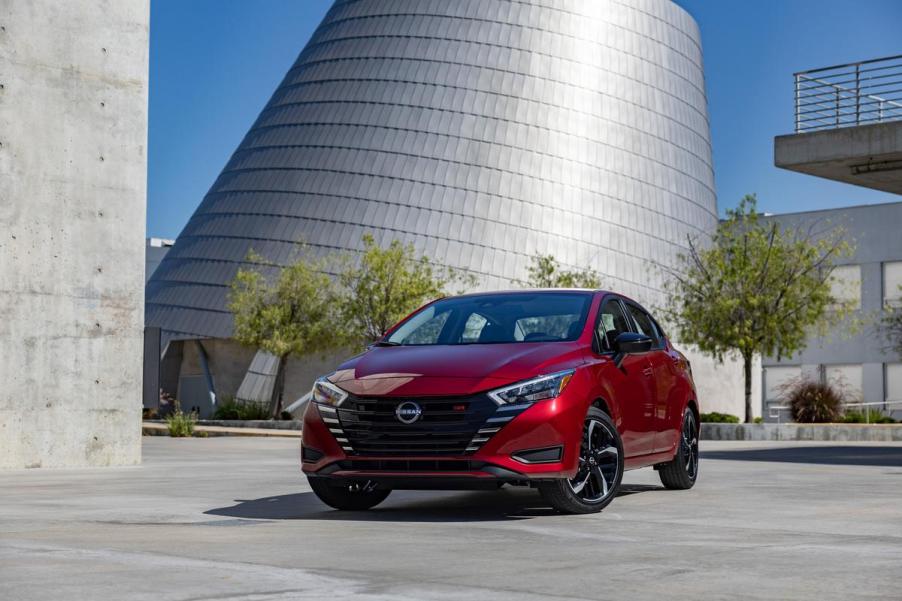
[658,408,699,490]
[308,477,391,510]
[539,407,623,514]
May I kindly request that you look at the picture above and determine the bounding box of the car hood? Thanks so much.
[330,343,586,397]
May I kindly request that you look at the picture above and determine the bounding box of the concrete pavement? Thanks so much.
[2,437,901,600]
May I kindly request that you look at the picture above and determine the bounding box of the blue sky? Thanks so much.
[148,0,902,238]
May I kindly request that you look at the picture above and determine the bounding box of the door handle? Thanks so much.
[642,367,653,378]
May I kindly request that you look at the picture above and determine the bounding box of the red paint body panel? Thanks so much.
[302,291,699,486]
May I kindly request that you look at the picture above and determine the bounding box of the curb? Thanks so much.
[142,422,302,438]
[701,423,902,442]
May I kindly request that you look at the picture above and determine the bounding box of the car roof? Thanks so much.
[443,288,648,309]
[448,288,607,298]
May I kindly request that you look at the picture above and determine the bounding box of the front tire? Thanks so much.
[658,408,699,490]
[539,407,623,514]
[308,477,391,510]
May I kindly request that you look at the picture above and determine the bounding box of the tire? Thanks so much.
[658,408,699,490]
[308,477,391,510]
[539,407,624,514]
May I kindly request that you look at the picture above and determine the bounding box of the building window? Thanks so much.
[883,262,902,307]
[824,364,863,402]
[828,265,861,310]
[887,363,902,404]
[764,366,800,402]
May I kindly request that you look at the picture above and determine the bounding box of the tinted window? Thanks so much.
[625,303,661,347]
[597,299,632,351]
[386,293,592,346]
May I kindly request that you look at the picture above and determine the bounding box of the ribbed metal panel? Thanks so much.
[147,0,716,340]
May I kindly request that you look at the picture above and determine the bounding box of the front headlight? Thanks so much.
[487,369,575,406]
[311,377,348,407]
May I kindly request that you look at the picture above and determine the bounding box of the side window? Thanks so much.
[596,299,631,351]
[625,304,661,348]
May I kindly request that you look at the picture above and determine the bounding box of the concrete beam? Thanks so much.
[774,120,902,194]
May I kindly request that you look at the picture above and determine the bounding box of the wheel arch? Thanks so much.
[686,398,700,423]
[591,397,619,424]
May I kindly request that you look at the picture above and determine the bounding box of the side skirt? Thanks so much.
[624,450,677,471]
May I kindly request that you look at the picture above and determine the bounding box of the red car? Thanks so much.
[302,290,699,514]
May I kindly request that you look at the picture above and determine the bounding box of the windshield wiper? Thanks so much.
[372,340,401,347]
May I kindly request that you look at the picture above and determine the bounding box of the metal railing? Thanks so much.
[794,54,902,132]
[768,399,902,424]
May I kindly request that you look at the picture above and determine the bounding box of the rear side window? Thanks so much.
[625,303,662,348]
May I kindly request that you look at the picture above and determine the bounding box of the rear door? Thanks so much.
[623,302,678,453]
[595,298,656,457]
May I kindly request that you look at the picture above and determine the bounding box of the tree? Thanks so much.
[524,253,602,288]
[228,251,340,417]
[338,234,469,347]
[660,195,852,423]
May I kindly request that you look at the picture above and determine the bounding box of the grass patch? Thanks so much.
[166,401,197,437]
[213,396,271,421]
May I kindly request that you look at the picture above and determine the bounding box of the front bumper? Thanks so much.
[301,388,586,488]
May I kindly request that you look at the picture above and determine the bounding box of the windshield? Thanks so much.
[385,292,592,346]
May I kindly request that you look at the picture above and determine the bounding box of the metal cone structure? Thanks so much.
[146,0,717,412]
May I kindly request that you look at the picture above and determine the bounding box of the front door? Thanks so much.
[624,302,679,453]
[596,298,656,457]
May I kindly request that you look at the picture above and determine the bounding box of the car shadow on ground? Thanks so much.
[701,445,902,467]
[204,483,663,522]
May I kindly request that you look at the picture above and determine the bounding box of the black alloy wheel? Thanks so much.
[539,407,624,514]
[658,408,699,490]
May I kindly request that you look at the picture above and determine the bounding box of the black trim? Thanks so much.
[309,463,530,491]
[335,458,485,472]
[301,446,324,463]
[511,445,563,464]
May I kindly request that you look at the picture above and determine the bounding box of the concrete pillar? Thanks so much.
[0,1,149,467]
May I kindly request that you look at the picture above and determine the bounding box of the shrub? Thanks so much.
[785,380,844,423]
[166,401,196,437]
[842,409,896,424]
[699,411,740,423]
[753,417,763,424]
[213,396,271,421]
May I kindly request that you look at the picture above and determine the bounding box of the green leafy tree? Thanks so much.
[338,234,470,347]
[228,251,341,417]
[661,195,852,423]
[524,253,602,288]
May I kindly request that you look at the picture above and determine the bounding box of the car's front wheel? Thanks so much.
[308,477,391,510]
[539,407,623,514]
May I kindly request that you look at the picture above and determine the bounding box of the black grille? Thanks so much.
[336,394,498,456]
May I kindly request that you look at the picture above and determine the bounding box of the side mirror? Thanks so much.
[613,332,653,368]
[614,332,653,354]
